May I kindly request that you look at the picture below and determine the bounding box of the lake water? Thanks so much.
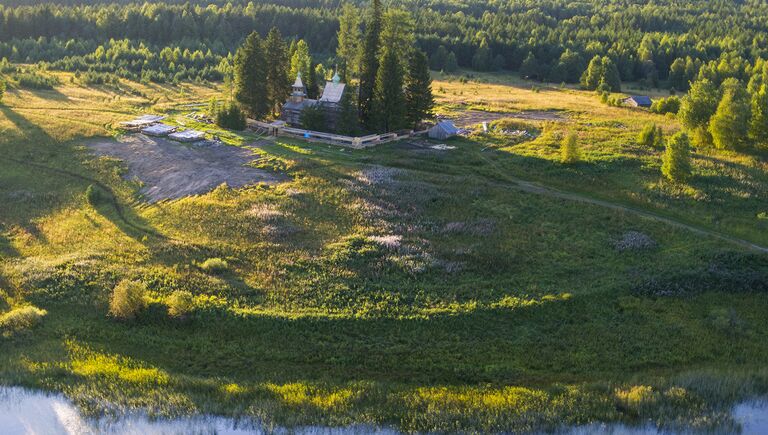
[0,386,766,434]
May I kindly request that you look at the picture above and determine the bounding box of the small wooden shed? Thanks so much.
[623,96,653,108]
[428,121,459,140]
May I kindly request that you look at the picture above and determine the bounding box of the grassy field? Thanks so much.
[1,71,767,433]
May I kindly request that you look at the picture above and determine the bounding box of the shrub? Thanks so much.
[650,96,681,114]
[166,290,194,318]
[560,132,580,164]
[661,132,692,183]
[215,100,246,130]
[14,71,59,89]
[109,280,147,320]
[637,123,664,148]
[0,79,5,104]
[79,71,120,86]
[199,258,229,274]
[300,104,328,132]
[0,306,47,337]
[85,184,106,206]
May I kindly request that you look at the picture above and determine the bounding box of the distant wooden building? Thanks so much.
[428,120,459,140]
[280,72,347,129]
[623,95,653,108]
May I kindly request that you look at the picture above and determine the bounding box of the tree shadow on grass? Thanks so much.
[9,86,71,103]
[0,106,165,245]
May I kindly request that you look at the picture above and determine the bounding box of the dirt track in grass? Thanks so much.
[450,109,565,127]
[87,135,285,202]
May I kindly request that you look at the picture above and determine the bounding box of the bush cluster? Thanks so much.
[199,258,229,274]
[109,280,147,320]
[0,306,47,337]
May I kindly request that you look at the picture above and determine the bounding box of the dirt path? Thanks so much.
[473,152,768,254]
[0,156,167,240]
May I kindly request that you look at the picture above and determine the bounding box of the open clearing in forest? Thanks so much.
[87,135,285,202]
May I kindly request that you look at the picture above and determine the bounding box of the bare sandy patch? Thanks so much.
[87,135,285,202]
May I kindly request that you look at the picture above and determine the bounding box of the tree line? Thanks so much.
[4,0,768,89]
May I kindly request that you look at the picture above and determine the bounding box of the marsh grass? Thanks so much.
[0,71,766,432]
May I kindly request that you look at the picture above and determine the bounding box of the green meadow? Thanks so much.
[1,72,767,433]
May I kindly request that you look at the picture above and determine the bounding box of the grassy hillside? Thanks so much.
[1,72,767,432]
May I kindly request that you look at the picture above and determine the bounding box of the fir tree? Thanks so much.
[709,78,751,150]
[380,9,415,63]
[404,49,435,129]
[336,3,361,81]
[358,0,383,127]
[264,27,290,117]
[561,132,580,163]
[290,39,311,83]
[372,49,406,132]
[233,31,268,118]
[336,84,360,135]
[306,60,320,99]
[662,132,692,183]
[749,83,768,145]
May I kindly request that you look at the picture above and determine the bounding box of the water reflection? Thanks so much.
[0,386,398,435]
[0,386,766,434]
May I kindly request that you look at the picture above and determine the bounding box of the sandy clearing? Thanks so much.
[87,135,285,202]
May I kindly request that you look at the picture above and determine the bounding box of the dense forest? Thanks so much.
[2,0,768,88]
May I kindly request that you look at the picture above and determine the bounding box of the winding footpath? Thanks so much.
[474,152,768,254]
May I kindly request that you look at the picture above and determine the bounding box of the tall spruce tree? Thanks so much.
[749,83,768,145]
[264,27,290,117]
[234,31,268,118]
[380,9,415,66]
[336,3,361,81]
[336,84,360,135]
[372,48,406,132]
[358,0,383,127]
[709,78,751,150]
[404,49,435,129]
[290,39,311,83]
[306,60,320,99]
